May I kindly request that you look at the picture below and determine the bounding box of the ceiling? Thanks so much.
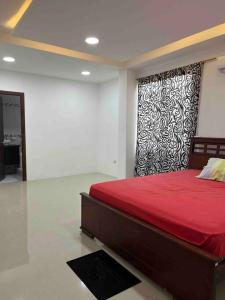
[0,44,119,83]
[0,0,225,82]
[0,0,23,26]
[14,0,225,60]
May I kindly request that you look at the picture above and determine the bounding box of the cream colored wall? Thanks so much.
[197,59,225,137]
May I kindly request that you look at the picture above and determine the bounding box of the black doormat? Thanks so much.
[67,250,141,300]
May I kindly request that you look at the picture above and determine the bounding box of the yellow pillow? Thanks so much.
[197,158,225,182]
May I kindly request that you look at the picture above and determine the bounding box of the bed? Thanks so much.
[80,137,225,300]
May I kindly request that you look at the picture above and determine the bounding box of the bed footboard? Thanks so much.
[80,192,221,300]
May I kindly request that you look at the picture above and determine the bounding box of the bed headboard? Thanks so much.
[189,137,225,169]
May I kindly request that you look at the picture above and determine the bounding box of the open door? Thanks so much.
[0,96,5,181]
[0,91,26,182]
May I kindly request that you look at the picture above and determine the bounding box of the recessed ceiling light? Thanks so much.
[81,71,91,76]
[3,56,15,63]
[85,37,99,45]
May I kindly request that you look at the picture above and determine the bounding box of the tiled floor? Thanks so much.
[0,173,224,300]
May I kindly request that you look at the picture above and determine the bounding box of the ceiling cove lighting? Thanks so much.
[81,71,91,76]
[4,0,33,29]
[85,37,99,45]
[3,56,15,63]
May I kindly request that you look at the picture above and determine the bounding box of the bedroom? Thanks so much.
[0,1,225,300]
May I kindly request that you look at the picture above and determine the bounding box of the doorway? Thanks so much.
[0,91,27,182]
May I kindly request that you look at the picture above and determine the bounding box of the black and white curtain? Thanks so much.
[135,63,203,176]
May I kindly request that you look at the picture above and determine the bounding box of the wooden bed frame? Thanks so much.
[81,137,225,300]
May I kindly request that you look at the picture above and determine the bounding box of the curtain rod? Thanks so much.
[201,57,217,63]
[137,57,217,81]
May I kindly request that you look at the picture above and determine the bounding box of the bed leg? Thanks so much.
[80,226,95,239]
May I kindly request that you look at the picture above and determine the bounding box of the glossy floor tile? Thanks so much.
[0,173,224,300]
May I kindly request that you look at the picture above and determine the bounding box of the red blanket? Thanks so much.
[90,170,225,257]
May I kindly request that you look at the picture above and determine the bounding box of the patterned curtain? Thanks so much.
[135,62,203,176]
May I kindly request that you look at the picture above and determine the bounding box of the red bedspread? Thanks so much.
[90,170,225,257]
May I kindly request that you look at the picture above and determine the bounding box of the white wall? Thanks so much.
[117,69,137,179]
[118,70,127,178]
[197,59,225,137]
[0,69,99,180]
[2,52,223,182]
[97,79,119,177]
[126,71,138,178]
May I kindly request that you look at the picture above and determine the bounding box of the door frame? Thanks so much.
[0,90,27,181]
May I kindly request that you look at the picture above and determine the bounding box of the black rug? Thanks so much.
[67,250,141,300]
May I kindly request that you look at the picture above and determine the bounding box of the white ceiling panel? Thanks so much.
[0,0,24,26]
[14,0,225,60]
[0,43,119,82]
